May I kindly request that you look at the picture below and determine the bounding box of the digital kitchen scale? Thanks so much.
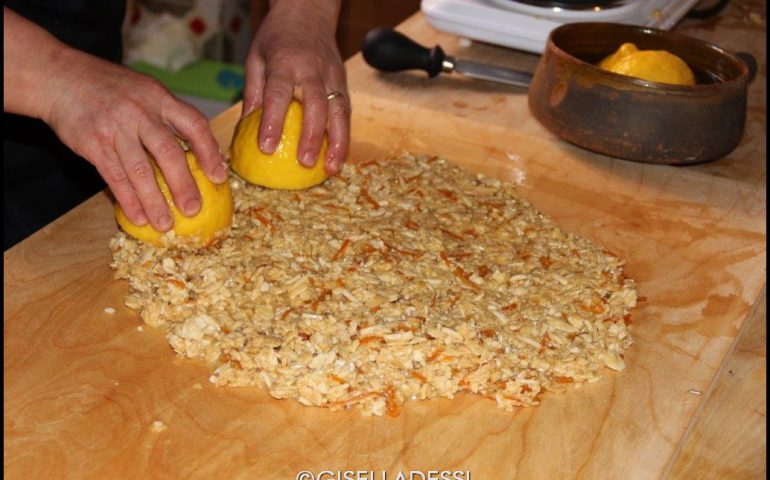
[421,0,703,53]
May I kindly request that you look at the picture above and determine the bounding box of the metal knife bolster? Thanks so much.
[444,57,533,89]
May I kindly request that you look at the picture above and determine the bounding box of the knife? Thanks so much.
[362,28,533,89]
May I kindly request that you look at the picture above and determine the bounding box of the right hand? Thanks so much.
[242,0,350,176]
[42,50,229,232]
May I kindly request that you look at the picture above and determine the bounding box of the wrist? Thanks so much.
[267,0,340,36]
[33,45,83,124]
[2,7,87,123]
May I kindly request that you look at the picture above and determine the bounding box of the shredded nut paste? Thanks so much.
[110,153,636,416]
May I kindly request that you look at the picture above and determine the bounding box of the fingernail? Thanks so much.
[184,198,201,216]
[241,102,256,118]
[300,151,317,167]
[134,211,149,226]
[214,161,229,182]
[260,136,278,153]
[157,214,173,231]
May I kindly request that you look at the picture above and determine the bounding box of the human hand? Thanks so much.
[42,51,229,232]
[3,7,227,232]
[243,0,350,175]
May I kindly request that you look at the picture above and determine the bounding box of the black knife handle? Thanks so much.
[362,28,446,78]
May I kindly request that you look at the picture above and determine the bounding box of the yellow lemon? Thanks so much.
[115,146,233,247]
[230,100,328,190]
[598,42,640,70]
[599,42,696,86]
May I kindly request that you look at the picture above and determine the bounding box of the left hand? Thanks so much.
[243,0,350,175]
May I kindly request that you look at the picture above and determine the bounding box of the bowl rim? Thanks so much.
[546,22,751,91]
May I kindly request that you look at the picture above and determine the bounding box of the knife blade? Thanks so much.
[450,58,533,88]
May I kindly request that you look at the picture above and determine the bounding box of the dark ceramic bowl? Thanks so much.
[528,22,756,165]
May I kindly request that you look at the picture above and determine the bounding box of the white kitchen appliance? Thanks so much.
[421,0,703,53]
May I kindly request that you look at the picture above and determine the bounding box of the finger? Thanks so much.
[163,100,228,184]
[259,71,294,154]
[324,89,351,175]
[140,123,200,217]
[295,79,328,168]
[242,50,266,117]
[114,134,173,232]
[93,145,148,226]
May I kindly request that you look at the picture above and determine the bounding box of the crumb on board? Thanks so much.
[137,325,144,332]
[104,307,116,314]
[150,420,167,433]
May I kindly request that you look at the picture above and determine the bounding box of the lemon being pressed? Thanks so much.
[230,100,328,190]
[599,42,696,86]
[115,146,233,247]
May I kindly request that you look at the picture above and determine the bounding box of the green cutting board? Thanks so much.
[130,60,245,103]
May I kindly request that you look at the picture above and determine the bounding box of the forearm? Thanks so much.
[3,7,80,121]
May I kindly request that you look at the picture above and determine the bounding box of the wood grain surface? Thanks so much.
[669,291,766,479]
[4,2,766,479]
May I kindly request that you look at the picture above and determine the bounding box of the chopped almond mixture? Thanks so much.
[110,153,636,416]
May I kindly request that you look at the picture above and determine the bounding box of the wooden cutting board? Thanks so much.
[4,10,766,480]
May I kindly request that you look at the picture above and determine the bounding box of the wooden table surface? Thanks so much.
[4,2,766,479]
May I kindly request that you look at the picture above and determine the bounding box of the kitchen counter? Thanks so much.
[4,1,765,478]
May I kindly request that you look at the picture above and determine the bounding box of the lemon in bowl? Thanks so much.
[599,42,695,86]
[528,22,752,164]
[230,100,328,190]
[115,145,233,247]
